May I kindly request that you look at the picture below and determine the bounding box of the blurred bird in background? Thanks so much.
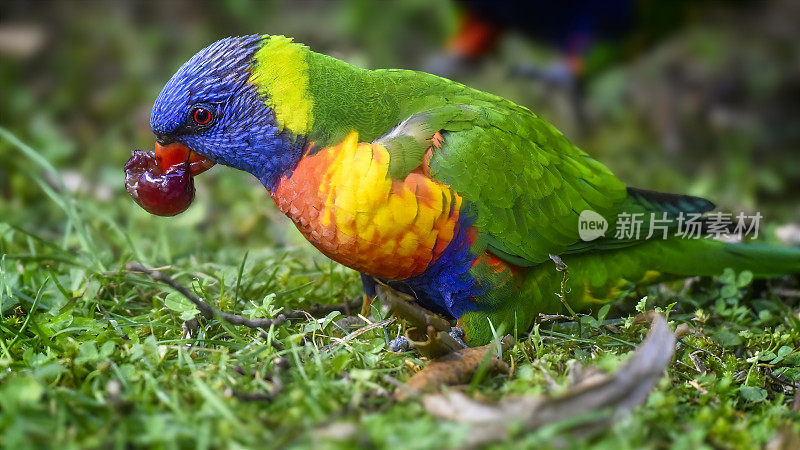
[426,0,749,134]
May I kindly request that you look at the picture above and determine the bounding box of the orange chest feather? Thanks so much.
[270,132,462,279]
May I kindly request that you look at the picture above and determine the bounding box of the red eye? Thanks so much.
[192,107,212,125]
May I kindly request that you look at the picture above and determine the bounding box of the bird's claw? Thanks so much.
[373,281,465,358]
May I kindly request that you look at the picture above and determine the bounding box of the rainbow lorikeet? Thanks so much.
[127,35,800,346]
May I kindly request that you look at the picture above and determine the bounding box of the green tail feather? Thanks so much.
[570,238,800,296]
[664,240,800,278]
[563,238,800,313]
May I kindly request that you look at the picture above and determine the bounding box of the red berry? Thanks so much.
[124,150,195,216]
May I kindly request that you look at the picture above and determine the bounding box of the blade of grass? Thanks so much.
[7,277,48,352]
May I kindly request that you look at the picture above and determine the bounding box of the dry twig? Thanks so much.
[127,261,362,330]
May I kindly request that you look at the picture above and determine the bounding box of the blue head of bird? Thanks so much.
[149,34,303,189]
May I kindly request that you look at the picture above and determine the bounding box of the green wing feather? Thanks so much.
[375,104,719,266]
[430,105,630,265]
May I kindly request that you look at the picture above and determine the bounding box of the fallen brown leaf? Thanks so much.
[394,336,514,401]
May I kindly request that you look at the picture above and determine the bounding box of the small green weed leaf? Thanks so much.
[635,297,648,313]
[581,315,597,328]
[164,292,199,314]
[597,304,611,323]
[321,310,342,330]
[736,270,753,288]
[330,352,350,373]
[712,328,742,347]
[75,341,99,365]
[739,386,767,402]
[720,284,739,299]
[100,340,115,358]
[179,310,199,321]
[719,268,736,285]
[164,292,200,320]
[1,377,44,409]
[769,346,793,364]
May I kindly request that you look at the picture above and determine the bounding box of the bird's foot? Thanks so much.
[372,281,463,358]
[370,280,515,400]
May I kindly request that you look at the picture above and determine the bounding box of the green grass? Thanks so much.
[1,130,799,449]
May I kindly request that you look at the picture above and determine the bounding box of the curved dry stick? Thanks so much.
[126,262,362,329]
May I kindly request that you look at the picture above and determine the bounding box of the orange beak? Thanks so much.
[154,142,215,176]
